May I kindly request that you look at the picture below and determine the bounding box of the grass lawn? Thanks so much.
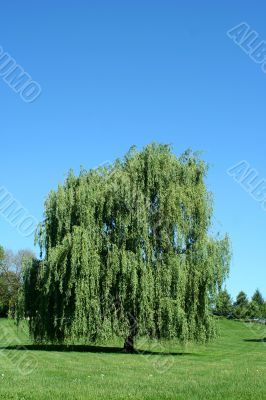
[0,318,265,399]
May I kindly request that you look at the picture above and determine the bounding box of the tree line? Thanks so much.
[214,289,266,321]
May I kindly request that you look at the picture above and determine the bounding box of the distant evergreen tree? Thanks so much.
[22,144,231,350]
[215,289,233,316]
[260,303,266,319]
[252,289,264,307]
[247,301,260,319]
[234,291,249,319]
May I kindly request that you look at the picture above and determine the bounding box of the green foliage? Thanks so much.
[251,289,264,307]
[215,289,233,316]
[0,271,19,317]
[247,301,260,319]
[24,143,231,345]
[228,289,266,320]
[260,303,266,318]
[0,245,4,261]
[0,249,35,318]
[0,245,6,316]
[234,291,249,308]
[234,291,249,319]
[247,289,265,319]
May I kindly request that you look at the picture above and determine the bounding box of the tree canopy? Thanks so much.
[23,143,230,350]
[214,289,233,317]
[234,291,249,319]
[252,289,264,306]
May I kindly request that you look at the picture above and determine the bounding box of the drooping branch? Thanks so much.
[22,143,230,347]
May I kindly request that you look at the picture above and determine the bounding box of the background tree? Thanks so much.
[0,245,4,262]
[251,289,264,307]
[214,289,233,316]
[0,248,35,318]
[259,303,266,319]
[247,289,265,319]
[234,291,249,319]
[0,245,6,316]
[247,301,260,319]
[23,144,231,350]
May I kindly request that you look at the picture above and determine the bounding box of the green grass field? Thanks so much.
[0,318,265,400]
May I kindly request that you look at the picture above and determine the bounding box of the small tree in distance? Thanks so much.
[252,289,264,307]
[234,291,249,319]
[247,301,260,319]
[0,248,35,318]
[215,289,233,316]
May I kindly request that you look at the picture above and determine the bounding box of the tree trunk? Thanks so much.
[123,314,137,352]
[123,335,135,353]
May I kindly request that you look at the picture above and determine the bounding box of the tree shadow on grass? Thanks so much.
[243,338,266,343]
[0,344,196,356]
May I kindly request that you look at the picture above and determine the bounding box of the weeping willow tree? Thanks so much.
[23,143,230,351]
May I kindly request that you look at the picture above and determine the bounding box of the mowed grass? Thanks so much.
[0,318,265,399]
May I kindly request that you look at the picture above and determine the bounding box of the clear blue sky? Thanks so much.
[0,1,265,300]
